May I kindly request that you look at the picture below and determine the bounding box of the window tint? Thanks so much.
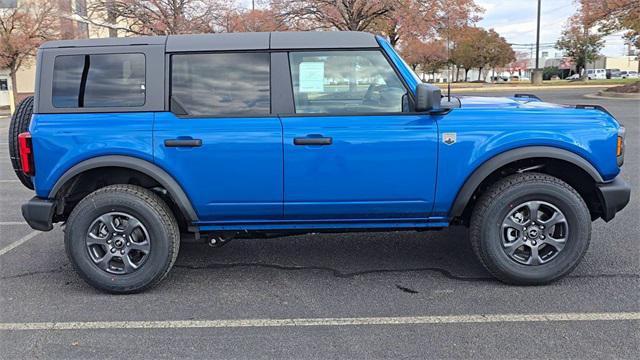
[52,55,84,107]
[52,53,145,108]
[171,53,270,116]
[289,51,406,114]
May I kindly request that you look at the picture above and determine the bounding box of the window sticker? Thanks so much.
[299,62,325,92]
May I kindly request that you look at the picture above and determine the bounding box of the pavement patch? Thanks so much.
[1,312,638,331]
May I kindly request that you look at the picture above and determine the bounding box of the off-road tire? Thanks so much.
[65,185,180,293]
[8,96,34,189]
[470,173,591,285]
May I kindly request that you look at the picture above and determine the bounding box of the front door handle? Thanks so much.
[164,138,202,147]
[293,136,333,146]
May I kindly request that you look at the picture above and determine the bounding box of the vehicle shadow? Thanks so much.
[174,226,492,282]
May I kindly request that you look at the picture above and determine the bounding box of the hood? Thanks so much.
[454,95,565,109]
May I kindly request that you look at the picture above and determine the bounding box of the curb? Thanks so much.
[584,92,640,100]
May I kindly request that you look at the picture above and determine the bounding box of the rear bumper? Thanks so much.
[596,178,631,222]
[21,197,55,231]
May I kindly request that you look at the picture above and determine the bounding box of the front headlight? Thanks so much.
[617,126,625,167]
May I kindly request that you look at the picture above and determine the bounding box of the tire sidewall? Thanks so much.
[8,96,34,189]
[479,181,591,283]
[65,191,173,292]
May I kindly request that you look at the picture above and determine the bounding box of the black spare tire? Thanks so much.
[8,96,34,189]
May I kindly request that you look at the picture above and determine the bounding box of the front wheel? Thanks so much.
[65,185,180,293]
[470,173,591,285]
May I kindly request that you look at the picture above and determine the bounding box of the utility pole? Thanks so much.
[532,0,543,84]
[535,0,541,69]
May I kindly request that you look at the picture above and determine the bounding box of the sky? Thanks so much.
[476,0,629,58]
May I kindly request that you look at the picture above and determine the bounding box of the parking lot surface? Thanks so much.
[0,87,638,359]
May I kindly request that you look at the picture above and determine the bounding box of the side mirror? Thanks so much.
[415,83,441,112]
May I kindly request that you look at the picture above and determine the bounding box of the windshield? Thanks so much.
[375,36,421,92]
[397,54,423,85]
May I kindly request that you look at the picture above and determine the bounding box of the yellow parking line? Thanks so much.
[1,312,638,331]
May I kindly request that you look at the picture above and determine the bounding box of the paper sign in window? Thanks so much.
[299,62,325,92]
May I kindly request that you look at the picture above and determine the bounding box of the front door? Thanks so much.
[154,52,282,222]
[281,50,438,220]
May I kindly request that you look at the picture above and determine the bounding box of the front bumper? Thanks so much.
[22,197,55,231]
[596,177,631,222]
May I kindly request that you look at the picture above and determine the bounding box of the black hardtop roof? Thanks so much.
[40,31,379,51]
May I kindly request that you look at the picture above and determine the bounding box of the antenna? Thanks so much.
[446,15,452,102]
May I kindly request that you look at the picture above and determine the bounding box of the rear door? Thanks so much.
[154,52,283,222]
[279,50,438,220]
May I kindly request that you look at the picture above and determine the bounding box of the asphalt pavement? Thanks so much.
[0,87,638,359]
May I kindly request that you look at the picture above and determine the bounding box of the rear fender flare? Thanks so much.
[49,155,198,222]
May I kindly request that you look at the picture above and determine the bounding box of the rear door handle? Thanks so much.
[293,136,333,146]
[164,138,202,147]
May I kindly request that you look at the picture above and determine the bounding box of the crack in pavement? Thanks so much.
[173,262,493,281]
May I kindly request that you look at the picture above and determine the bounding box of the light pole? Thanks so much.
[532,0,543,84]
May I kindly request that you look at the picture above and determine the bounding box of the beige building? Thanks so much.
[587,56,640,72]
[604,56,639,71]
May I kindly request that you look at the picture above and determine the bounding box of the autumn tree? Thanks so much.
[450,27,514,81]
[450,26,484,81]
[555,14,605,78]
[270,0,482,47]
[86,0,229,35]
[0,0,59,107]
[483,29,515,80]
[580,0,640,70]
[378,0,482,47]
[401,38,447,80]
[221,8,287,32]
[270,0,394,32]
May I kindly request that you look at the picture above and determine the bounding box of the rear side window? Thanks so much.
[52,53,146,108]
[170,53,270,116]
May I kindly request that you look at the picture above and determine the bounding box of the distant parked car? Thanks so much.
[606,69,621,79]
[619,70,639,79]
[490,75,509,83]
[586,69,606,80]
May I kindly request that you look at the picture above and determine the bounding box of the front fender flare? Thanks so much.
[49,155,198,223]
[449,146,604,218]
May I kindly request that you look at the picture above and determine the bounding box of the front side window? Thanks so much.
[289,51,406,114]
[52,53,146,108]
[171,53,270,116]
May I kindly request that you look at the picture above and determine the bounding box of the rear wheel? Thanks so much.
[65,185,179,293]
[470,173,591,285]
[8,96,34,189]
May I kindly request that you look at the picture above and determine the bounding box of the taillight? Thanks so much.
[18,132,34,176]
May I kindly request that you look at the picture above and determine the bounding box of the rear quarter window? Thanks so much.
[52,53,146,108]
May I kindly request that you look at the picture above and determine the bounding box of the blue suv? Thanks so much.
[9,32,630,293]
